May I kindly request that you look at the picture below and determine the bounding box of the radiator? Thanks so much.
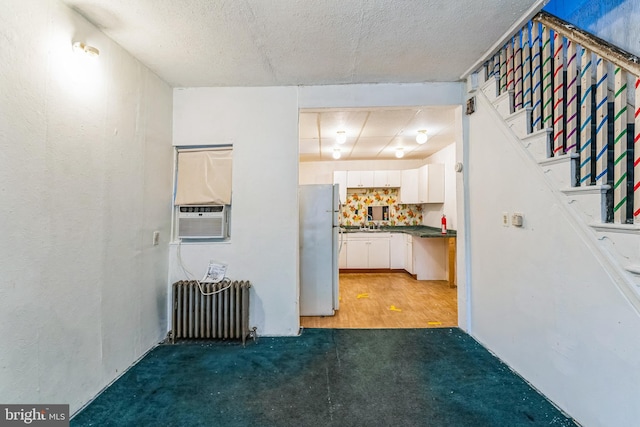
[171,280,251,345]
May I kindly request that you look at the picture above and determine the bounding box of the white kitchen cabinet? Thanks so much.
[333,170,347,203]
[344,233,390,269]
[346,239,369,269]
[373,170,401,188]
[389,233,405,269]
[400,169,419,203]
[368,239,390,268]
[347,170,374,188]
[417,166,428,203]
[418,164,445,203]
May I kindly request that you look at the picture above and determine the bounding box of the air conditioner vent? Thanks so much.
[177,205,228,239]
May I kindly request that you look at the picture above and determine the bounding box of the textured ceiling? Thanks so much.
[61,0,539,161]
[62,0,539,87]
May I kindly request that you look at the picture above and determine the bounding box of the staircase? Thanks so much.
[468,11,640,308]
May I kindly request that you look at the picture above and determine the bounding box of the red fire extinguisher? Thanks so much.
[441,214,447,234]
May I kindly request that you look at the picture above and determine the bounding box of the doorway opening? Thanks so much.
[298,105,462,329]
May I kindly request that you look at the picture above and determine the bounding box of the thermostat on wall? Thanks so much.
[511,213,524,227]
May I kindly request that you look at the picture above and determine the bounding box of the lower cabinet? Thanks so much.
[346,239,369,269]
[389,234,405,269]
[344,233,390,269]
[368,239,390,268]
[340,232,445,278]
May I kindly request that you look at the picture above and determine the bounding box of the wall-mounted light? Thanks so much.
[332,147,341,159]
[72,41,100,57]
[395,147,405,158]
[336,131,346,144]
[416,130,428,144]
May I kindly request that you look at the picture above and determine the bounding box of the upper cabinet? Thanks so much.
[373,170,401,188]
[336,166,443,204]
[400,165,444,204]
[333,171,347,203]
[346,170,374,188]
[418,164,445,203]
[400,169,419,203]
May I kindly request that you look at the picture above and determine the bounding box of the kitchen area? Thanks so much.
[298,106,459,329]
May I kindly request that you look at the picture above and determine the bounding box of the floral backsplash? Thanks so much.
[340,188,423,226]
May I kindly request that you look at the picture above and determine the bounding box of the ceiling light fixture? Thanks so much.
[72,41,100,57]
[395,148,405,158]
[332,148,341,159]
[416,130,428,144]
[336,131,346,144]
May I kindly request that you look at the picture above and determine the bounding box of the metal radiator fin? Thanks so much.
[171,280,251,345]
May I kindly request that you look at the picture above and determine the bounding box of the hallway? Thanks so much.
[300,272,457,329]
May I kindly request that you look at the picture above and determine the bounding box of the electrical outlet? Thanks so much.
[502,212,509,227]
[153,231,160,246]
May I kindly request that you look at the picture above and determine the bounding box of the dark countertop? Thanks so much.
[341,225,456,238]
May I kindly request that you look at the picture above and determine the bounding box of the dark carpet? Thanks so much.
[71,328,575,427]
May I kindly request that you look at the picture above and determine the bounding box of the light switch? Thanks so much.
[502,212,509,227]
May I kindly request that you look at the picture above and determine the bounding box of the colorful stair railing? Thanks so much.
[481,11,640,224]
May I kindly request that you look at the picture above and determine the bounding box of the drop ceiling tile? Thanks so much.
[299,139,320,155]
[299,113,319,139]
[318,111,369,140]
[360,109,417,137]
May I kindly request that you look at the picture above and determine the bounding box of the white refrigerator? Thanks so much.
[299,184,340,316]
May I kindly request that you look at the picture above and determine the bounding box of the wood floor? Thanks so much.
[300,272,457,329]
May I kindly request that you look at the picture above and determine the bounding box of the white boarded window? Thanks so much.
[174,148,232,205]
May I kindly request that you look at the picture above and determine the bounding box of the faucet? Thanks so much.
[367,215,374,230]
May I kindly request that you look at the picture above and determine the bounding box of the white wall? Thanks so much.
[171,87,301,336]
[466,90,640,426]
[171,83,464,337]
[0,0,173,414]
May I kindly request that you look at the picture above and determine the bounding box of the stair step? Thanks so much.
[521,128,552,161]
[493,90,513,118]
[481,77,499,101]
[505,107,532,138]
[539,153,578,188]
[562,185,611,223]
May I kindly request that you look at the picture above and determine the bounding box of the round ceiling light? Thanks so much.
[332,148,341,159]
[395,148,405,158]
[416,130,428,144]
[336,131,346,144]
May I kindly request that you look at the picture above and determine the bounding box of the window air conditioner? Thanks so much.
[177,205,228,239]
